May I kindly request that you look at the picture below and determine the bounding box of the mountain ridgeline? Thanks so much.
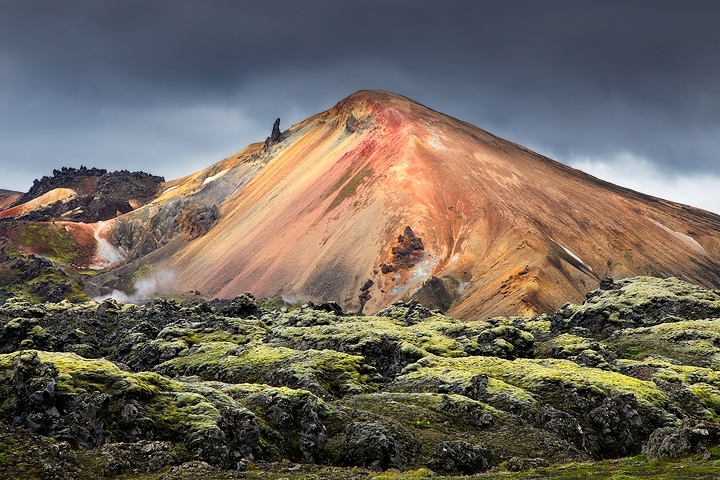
[5,166,164,223]
[2,90,720,318]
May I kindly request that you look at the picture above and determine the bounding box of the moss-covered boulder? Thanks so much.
[642,419,720,460]
[552,276,720,335]
[0,254,88,304]
[156,343,381,399]
[0,350,261,468]
[218,383,331,463]
[536,333,617,369]
[391,354,676,457]
[426,440,494,474]
[608,318,720,369]
[0,420,81,479]
[341,422,399,470]
[263,302,535,380]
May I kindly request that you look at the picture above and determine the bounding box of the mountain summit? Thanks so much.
[4,91,720,318]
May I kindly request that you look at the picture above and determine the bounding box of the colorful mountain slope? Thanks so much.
[102,90,720,318]
[3,91,720,319]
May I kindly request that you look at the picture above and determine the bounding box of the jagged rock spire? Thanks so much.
[264,118,282,150]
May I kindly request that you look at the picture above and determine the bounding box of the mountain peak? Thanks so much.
[146,92,720,317]
[338,89,413,106]
[3,91,720,318]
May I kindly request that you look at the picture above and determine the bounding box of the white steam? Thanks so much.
[281,294,306,305]
[94,269,177,304]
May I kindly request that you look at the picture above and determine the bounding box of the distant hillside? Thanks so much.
[2,166,164,222]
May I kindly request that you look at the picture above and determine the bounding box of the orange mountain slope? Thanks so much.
[4,90,720,319]
[112,90,720,318]
[0,188,77,219]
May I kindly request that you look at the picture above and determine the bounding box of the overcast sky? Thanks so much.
[1,1,719,213]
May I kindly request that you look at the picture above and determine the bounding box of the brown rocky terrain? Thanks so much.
[0,190,21,212]
[1,167,164,223]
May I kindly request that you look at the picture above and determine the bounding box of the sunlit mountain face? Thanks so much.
[3,91,720,319]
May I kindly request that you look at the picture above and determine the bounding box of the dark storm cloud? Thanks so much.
[1,0,719,207]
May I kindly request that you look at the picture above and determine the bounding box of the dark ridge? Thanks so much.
[263,118,290,151]
[8,167,165,223]
[14,166,108,205]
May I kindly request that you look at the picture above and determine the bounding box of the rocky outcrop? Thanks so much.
[14,166,107,206]
[263,118,289,151]
[174,205,220,239]
[379,226,425,275]
[551,276,720,336]
[0,254,86,304]
[643,420,720,459]
[0,421,80,479]
[412,276,457,312]
[10,168,164,223]
[342,422,398,470]
[427,440,494,474]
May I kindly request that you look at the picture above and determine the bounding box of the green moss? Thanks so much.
[391,357,539,412]
[156,317,269,347]
[609,319,720,368]
[54,454,720,478]
[324,167,356,200]
[0,254,88,303]
[257,295,285,311]
[15,223,80,265]
[617,357,720,420]
[147,390,222,432]
[619,357,720,388]
[418,334,464,357]
[268,308,528,365]
[559,277,720,332]
[156,343,380,398]
[327,168,373,211]
[0,349,264,455]
[523,319,552,334]
[373,467,438,479]
[131,262,152,282]
[393,355,671,420]
[0,350,180,403]
[688,383,720,420]
[340,392,503,430]
[535,333,613,362]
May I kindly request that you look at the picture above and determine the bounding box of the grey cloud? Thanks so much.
[0,0,719,195]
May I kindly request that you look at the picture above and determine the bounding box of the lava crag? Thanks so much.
[9,167,165,223]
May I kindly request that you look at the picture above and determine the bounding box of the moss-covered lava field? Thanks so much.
[2,276,720,479]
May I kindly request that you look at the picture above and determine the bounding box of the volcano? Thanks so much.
[4,90,720,318]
